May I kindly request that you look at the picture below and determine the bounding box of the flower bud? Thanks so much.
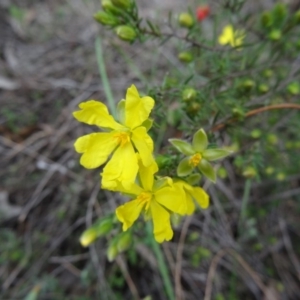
[101,0,121,15]
[107,242,119,262]
[182,88,197,102]
[178,12,194,28]
[117,232,132,252]
[287,82,300,95]
[239,79,255,92]
[94,11,118,26]
[293,10,300,24]
[79,218,113,247]
[251,129,262,139]
[242,166,257,178]
[232,108,245,119]
[269,29,282,41]
[178,51,193,63]
[196,6,210,21]
[217,167,228,179]
[111,0,131,9]
[265,166,274,175]
[258,83,269,94]
[80,228,97,247]
[276,172,286,181]
[115,25,136,42]
[267,134,278,145]
[261,12,273,28]
[263,69,273,78]
[187,102,200,115]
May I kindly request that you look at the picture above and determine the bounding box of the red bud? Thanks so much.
[196,5,210,21]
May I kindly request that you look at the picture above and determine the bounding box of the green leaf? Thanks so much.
[168,139,194,155]
[202,149,231,161]
[192,129,208,152]
[177,157,194,177]
[198,159,216,183]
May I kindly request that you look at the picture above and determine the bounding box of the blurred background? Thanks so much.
[1,0,300,299]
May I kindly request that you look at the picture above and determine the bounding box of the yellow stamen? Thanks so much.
[137,192,152,211]
[189,153,202,167]
[114,132,130,147]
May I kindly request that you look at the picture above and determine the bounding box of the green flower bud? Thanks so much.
[261,11,273,28]
[107,242,119,262]
[187,102,200,115]
[79,218,113,247]
[265,166,274,175]
[232,108,245,119]
[276,172,286,181]
[217,167,228,179]
[251,129,262,139]
[285,141,294,149]
[293,10,300,25]
[178,12,194,28]
[242,166,257,178]
[117,232,132,252]
[178,51,193,63]
[267,134,278,145]
[269,29,282,41]
[272,3,287,24]
[101,0,121,15]
[94,11,118,25]
[258,83,269,94]
[241,79,255,91]
[115,25,136,42]
[111,0,131,9]
[182,88,197,102]
[263,69,273,78]
[287,82,300,95]
[80,228,97,247]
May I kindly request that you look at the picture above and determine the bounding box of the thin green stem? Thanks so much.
[95,36,116,117]
[146,222,175,300]
[240,179,252,222]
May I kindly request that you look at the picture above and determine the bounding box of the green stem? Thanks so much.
[146,222,175,300]
[95,36,116,117]
[240,179,252,222]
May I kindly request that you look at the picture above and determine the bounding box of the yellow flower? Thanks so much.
[73,85,155,189]
[114,158,187,243]
[218,25,245,48]
[175,180,209,215]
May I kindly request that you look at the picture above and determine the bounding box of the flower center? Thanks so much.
[114,131,130,147]
[189,153,202,167]
[137,192,152,211]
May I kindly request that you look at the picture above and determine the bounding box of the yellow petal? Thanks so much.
[102,175,144,195]
[136,154,158,191]
[154,184,186,215]
[132,127,155,167]
[190,187,209,209]
[174,181,195,215]
[116,199,144,231]
[74,132,118,169]
[218,25,233,45]
[73,100,123,130]
[124,85,155,129]
[102,141,138,189]
[150,200,173,243]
